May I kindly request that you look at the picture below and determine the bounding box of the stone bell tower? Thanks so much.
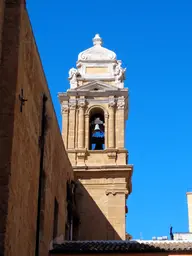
[58,34,133,240]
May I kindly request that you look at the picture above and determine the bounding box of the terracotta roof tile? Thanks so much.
[50,240,192,254]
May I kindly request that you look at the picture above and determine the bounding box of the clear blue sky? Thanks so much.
[27,0,192,240]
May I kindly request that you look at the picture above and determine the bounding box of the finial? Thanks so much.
[93,34,103,46]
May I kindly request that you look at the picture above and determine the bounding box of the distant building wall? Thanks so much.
[0,2,73,256]
[187,192,192,232]
[173,233,192,241]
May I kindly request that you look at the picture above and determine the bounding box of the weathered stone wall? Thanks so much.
[0,0,4,63]
[0,2,73,256]
[74,173,129,240]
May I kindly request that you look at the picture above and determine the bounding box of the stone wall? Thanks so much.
[0,2,73,256]
[0,0,4,64]
[74,170,131,240]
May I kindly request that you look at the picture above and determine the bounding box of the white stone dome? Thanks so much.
[77,34,116,62]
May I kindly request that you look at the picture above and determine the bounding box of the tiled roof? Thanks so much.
[50,240,192,254]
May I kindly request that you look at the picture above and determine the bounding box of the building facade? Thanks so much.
[0,1,74,256]
[187,192,192,233]
[58,34,133,240]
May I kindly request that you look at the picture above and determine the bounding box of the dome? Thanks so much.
[77,34,116,62]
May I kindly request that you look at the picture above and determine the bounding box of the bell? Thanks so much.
[94,124,100,131]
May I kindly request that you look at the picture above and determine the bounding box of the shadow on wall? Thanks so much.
[74,180,121,241]
[50,179,122,250]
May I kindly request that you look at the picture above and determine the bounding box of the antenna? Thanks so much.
[170,225,174,240]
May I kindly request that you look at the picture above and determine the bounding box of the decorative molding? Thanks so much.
[104,112,109,119]
[61,104,69,114]
[73,80,118,92]
[78,98,86,109]
[107,151,117,159]
[77,152,86,159]
[66,88,128,98]
[105,189,128,196]
[69,99,77,110]
[86,104,108,116]
[117,96,125,109]
[108,96,116,108]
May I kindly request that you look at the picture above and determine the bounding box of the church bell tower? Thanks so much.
[58,34,133,240]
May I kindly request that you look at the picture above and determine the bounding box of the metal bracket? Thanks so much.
[19,89,28,112]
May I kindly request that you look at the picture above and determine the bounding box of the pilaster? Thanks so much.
[116,96,125,149]
[78,97,86,149]
[104,112,109,148]
[68,98,76,149]
[61,102,69,148]
[107,191,127,240]
[108,96,116,149]
[85,113,89,150]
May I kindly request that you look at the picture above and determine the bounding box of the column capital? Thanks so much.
[108,97,116,108]
[69,99,77,110]
[104,112,109,119]
[117,96,125,110]
[61,104,69,114]
[78,98,86,109]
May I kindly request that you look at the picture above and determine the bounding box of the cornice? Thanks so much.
[105,189,129,196]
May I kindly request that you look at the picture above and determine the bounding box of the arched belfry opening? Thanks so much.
[89,108,105,150]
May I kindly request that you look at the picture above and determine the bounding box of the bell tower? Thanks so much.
[58,34,133,240]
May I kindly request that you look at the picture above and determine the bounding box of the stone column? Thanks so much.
[108,97,116,148]
[116,96,125,148]
[61,103,69,149]
[78,98,86,148]
[104,112,109,149]
[85,113,89,150]
[68,98,76,149]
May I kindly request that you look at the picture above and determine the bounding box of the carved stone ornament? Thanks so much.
[114,60,126,83]
[117,96,125,109]
[68,67,80,89]
[77,152,86,159]
[104,112,109,119]
[78,99,86,109]
[61,104,69,114]
[107,151,117,159]
[108,97,116,108]
[69,100,77,110]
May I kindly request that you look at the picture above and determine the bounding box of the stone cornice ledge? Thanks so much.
[67,149,128,154]
[73,164,133,171]
[105,189,128,196]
